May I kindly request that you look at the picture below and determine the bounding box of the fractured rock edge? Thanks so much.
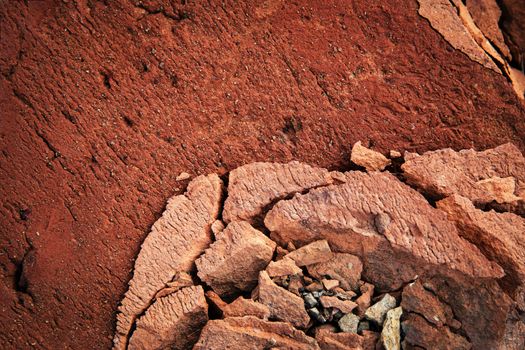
[115,143,525,349]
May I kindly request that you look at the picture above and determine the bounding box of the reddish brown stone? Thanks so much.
[204,290,227,315]
[319,295,357,313]
[307,253,363,291]
[223,161,337,223]
[316,328,364,350]
[438,194,525,308]
[401,280,455,328]
[128,286,208,350]
[265,171,502,290]
[351,141,391,171]
[402,143,525,214]
[223,297,270,320]
[257,271,311,329]
[196,221,276,296]
[356,283,374,317]
[266,258,302,277]
[402,313,470,350]
[194,316,319,350]
[284,240,332,267]
[114,175,223,350]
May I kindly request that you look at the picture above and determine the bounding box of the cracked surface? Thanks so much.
[1,1,525,349]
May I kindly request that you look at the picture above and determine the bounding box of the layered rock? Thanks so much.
[437,194,525,308]
[402,143,525,214]
[196,221,276,296]
[223,161,338,223]
[128,286,208,350]
[265,171,502,290]
[193,316,320,350]
[113,174,223,350]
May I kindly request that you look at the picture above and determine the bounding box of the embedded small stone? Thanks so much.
[307,253,362,291]
[319,295,357,313]
[351,141,391,171]
[338,313,360,333]
[322,279,340,290]
[364,294,397,326]
[306,281,324,292]
[304,293,318,308]
[356,283,375,317]
[381,307,403,350]
[390,150,402,158]
[176,172,191,181]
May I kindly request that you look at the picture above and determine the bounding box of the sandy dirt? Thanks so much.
[0,0,524,349]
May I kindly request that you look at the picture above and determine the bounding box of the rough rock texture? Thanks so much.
[266,258,303,277]
[417,0,499,71]
[319,295,357,313]
[128,286,208,350]
[284,240,332,267]
[114,174,222,349]
[351,141,391,171]
[365,294,397,326]
[222,297,270,320]
[196,221,275,296]
[402,313,471,350]
[194,316,319,350]
[381,307,403,350]
[437,194,525,308]
[307,253,363,291]
[466,0,511,59]
[401,280,456,328]
[338,313,360,333]
[257,271,310,329]
[316,327,365,350]
[402,143,525,214]
[223,162,336,223]
[2,1,525,348]
[265,171,502,290]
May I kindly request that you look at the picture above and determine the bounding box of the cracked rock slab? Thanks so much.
[222,161,339,223]
[402,143,525,214]
[193,316,320,350]
[196,220,276,296]
[128,285,208,350]
[265,171,502,290]
[113,174,222,350]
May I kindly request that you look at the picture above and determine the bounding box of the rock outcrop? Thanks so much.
[265,171,502,290]
[113,174,222,350]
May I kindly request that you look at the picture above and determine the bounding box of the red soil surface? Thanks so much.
[0,0,524,349]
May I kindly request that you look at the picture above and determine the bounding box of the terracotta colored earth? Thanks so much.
[1,0,525,349]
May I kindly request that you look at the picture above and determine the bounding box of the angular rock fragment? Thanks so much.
[319,295,357,313]
[402,143,525,214]
[338,313,360,333]
[128,286,208,350]
[223,297,270,319]
[351,141,391,171]
[322,279,340,290]
[257,271,311,329]
[204,290,227,315]
[223,161,337,223]
[402,313,470,350]
[284,239,332,267]
[307,253,362,291]
[417,0,499,71]
[193,316,320,350]
[265,171,502,291]
[365,294,397,326]
[196,221,276,296]
[437,194,525,308]
[266,258,302,277]
[381,307,402,350]
[356,283,374,317]
[401,280,454,328]
[114,174,223,350]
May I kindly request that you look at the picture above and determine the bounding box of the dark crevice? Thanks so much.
[35,130,61,159]
[496,0,525,71]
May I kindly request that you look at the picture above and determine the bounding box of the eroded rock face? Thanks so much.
[222,161,338,223]
[196,221,276,296]
[128,286,208,350]
[193,316,320,350]
[402,143,525,214]
[114,174,222,350]
[437,194,525,308]
[265,171,502,290]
